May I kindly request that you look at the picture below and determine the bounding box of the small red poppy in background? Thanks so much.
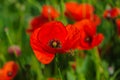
[0,61,19,80]
[27,5,59,33]
[65,2,94,21]
[27,16,49,33]
[30,21,78,64]
[73,19,104,50]
[103,8,120,18]
[65,2,79,20]
[116,19,120,37]
[65,2,101,26]
[41,5,59,19]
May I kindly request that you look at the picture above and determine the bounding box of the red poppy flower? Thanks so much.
[73,19,104,50]
[30,21,75,64]
[42,5,59,19]
[65,2,94,21]
[65,2,79,20]
[0,61,18,80]
[27,5,59,33]
[116,19,120,37]
[103,8,120,18]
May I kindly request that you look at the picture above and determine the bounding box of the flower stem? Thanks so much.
[0,53,6,63]
[59,0,68,25]
[4,28,17,57]
[27,0,41,11]
[55,56,63,80]
[75,50,86,80]
[91,47,104,80]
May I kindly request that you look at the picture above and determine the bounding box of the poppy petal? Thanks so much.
[65,2,79,20]
[74,19,96,36]
[42,5,59,19]
[30,27,42,51]
[78,4,94,19]
[0,69,6,80]
[65,25,80,49]
[116,19,120,36]
[92,34,104,46]
[91,14,101,26]
[33,48,55,64]
[65,3,94,21]
[27,16,49,33]
[65,2,79,13]
[77,31,91,50]
[0,69,3,77]
[37,21,67,50]
[2,61,18,80]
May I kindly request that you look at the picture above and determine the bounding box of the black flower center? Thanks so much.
[85,36,92,44]
[7,71,13,77]
[49,39,61,48]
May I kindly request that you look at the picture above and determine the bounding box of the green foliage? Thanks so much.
[0,0,120,80]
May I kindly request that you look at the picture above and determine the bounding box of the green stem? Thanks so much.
[55,56,63,80]
[60,0,64,17]
[59,0,68,25]
[27,0,41,11]
[31,56,44,80]
[75,50,86,80]
[18,13,24,47]
[5,28,12,45]
[91,47,104,80]
[0,53,6,63]
[108,0,114,6]
[5,28,17,57]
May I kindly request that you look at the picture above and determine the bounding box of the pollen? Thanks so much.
[52,41,57,47]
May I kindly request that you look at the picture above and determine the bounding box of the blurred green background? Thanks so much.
[0,0,120,80]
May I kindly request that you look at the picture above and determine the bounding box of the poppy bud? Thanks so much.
[8,45,21,56]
